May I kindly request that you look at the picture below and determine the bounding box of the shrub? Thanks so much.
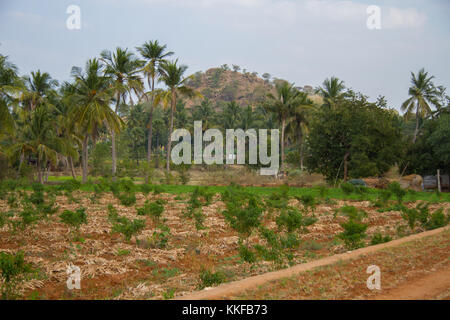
[223,197,263,239]
[140,184,153,195]
[107,204,119,223]
[370,233,392,245]
[238,243,256,263]
[295,194,316,211]
[276,207,316,233]
[0,251,34,300]
[151,224,171,249]
[338,220,368,250]
[137,201,164,221]
[111,217,145,242]
[198,269,226,289]
[340,182,355,195]
[338,206,367,221]
[117,192,137,207]
[59,208,88,240]
[388,182,406,203]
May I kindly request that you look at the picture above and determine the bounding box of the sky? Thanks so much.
[0,0,449,110]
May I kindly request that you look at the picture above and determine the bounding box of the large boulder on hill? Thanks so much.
[399,174,423,191]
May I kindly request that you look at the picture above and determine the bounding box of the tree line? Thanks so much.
[0,40,449,184]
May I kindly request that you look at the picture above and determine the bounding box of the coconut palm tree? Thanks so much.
[401,68,440,143]
[154,59,202,172]
[192,99,216,132]
[136,40,174,165]
[265,80,303,170]
[0,54,22,135]
[70,59,123,183]
[22,70,58,111]
[100,47,144,179]
[286,92,315,169]
[10,106,62,183]
[318,76,346,108]
[223,101,241,130]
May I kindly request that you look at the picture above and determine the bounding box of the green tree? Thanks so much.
[265,81,303,170]
[155,59,202,172]
[100,47,144,178]
[317,76,346,108]
[306,92,403,182]
[70,59,122,183]
[136,40,174,167]
[401,69,439,143]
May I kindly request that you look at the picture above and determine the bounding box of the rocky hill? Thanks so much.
[185,66,322,109]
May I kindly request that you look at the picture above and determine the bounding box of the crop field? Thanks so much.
[0,179,449,300]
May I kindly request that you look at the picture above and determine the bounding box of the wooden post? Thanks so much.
[437,169,441,193]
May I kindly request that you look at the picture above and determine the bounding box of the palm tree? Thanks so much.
[192,99,216,132]
[136,40,174,166]
[318,76,346,107]
[286,92,315,169]
[223,101,241,130]
[401,68,439,143]
[70,59,123,183]
[0,54,22,135]
[10,107,62,183]
[155,59,202,172]
[22,70,58,111]
[265,81,303,170]
[100,47,144,179]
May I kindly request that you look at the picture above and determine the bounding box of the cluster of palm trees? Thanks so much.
[0,41,206,183]
[1,39,448,184]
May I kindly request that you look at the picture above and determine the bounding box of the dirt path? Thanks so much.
[373,267,450,300]
[177,226,450,300]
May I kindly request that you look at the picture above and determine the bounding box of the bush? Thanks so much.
[388,182,406,203]
[338,220,368,250]
[59,208,88,240]
[137,201,165,221]
[276,207,316,233]
[370,233,392,245]
[198,269,226,289]
[340,182,355,195]
[111,217,145,243]
[0,251,34,300]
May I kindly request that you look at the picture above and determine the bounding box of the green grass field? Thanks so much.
[43,175,450,203]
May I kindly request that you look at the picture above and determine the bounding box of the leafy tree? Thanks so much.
[306,92,403,182]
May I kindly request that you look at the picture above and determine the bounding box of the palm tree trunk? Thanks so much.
[147,76,155,164]
[412,109,419,143]
[37,157,43,184]
[69,156,77,179]
[82,136,88,184]
[145,76,155,184]
[343,151,350,181]
[280,118,286,171]
[166,89,176,173]
[112,93,120,180]
[297,126,304,169]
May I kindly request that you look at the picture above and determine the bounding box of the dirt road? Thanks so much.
[177,226,450,300]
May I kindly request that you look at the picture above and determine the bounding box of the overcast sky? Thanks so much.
[1,0,449,110]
